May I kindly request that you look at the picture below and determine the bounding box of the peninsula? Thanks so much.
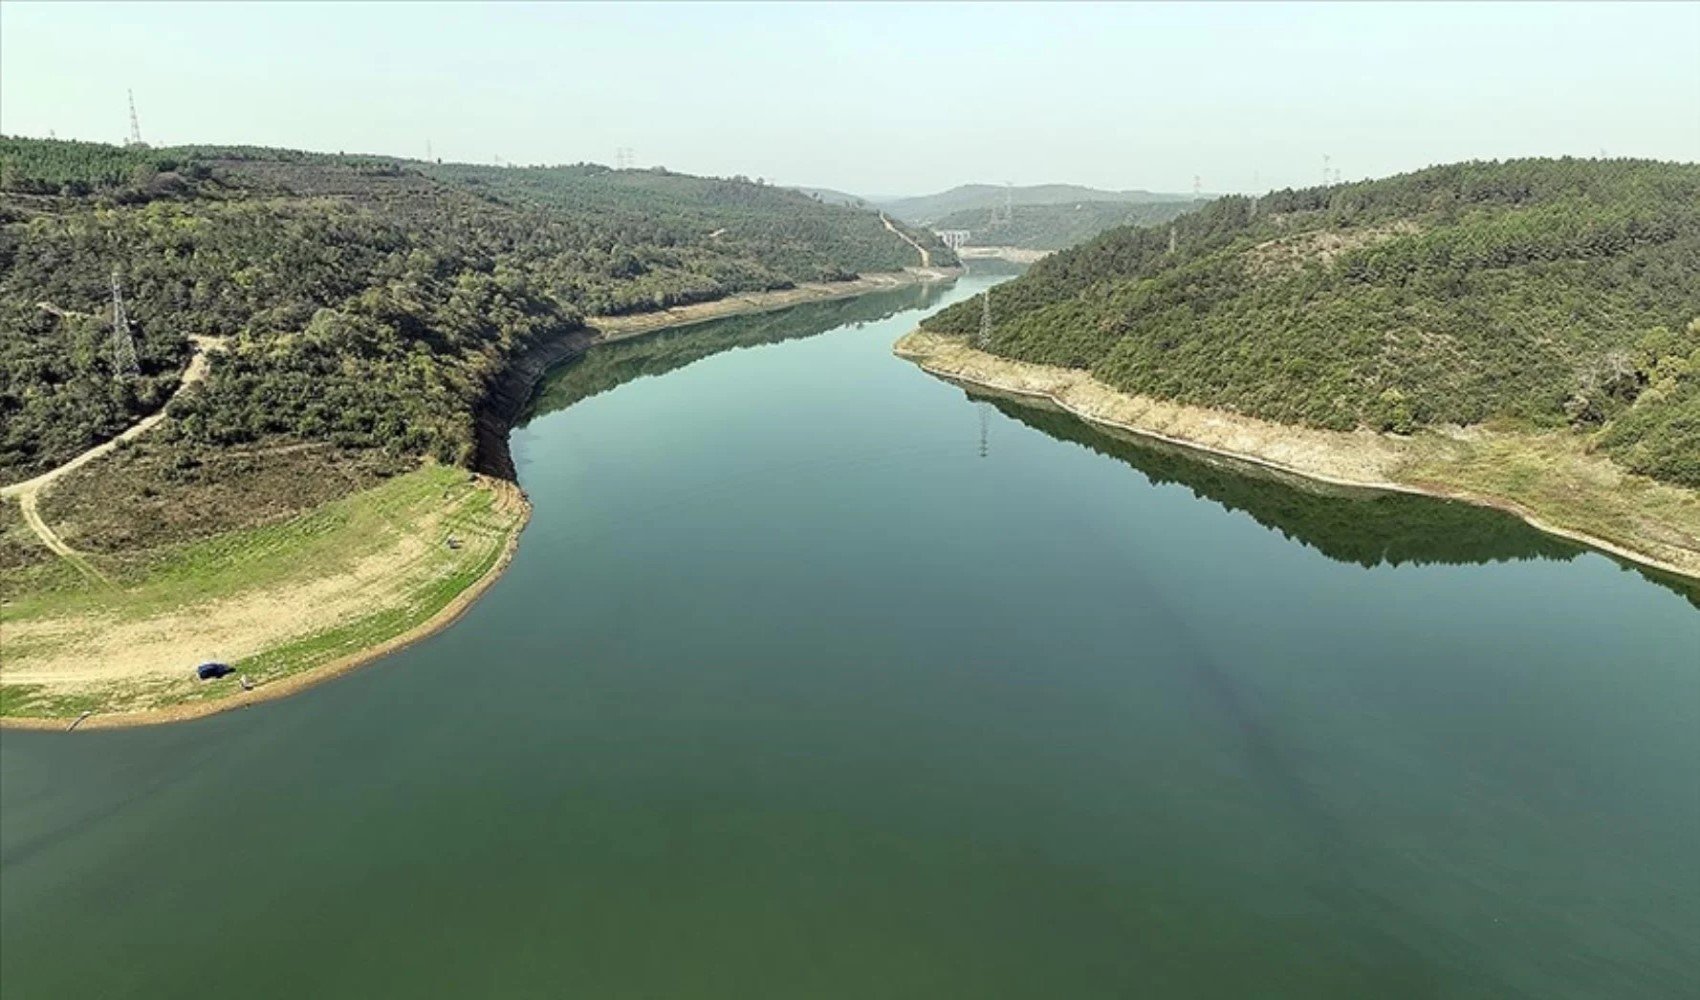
[0,137,957,724]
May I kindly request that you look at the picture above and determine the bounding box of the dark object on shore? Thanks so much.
[196,662,234,681]
[446,535,462,550]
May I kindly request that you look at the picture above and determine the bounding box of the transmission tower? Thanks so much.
[615,146,635,170]
[110,271,140,380]
[1192,174,1202,201]
[978,286,993,348]
[126,90,144,147]
[1168,225,1178,254]
[977,401,990,459]
[993,181,1013,226]
[1322,153,1332,188]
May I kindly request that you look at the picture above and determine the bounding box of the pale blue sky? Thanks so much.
[3,2,1696,196]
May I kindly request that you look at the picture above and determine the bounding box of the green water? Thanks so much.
[3,275,1697,998]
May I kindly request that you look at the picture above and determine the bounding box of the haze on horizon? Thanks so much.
[2,0,1697,197]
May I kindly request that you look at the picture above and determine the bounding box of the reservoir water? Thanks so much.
[3,274,1697,998]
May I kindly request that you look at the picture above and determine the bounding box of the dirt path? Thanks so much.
[16,490,110,584]
[1,336,224,577]
[881,213,932,268]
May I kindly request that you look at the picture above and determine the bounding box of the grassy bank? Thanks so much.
[896,330,1700,583]
[1,465,525,726]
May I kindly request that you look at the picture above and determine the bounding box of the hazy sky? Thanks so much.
[3,2,1697,196]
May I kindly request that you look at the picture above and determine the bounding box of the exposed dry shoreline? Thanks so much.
[2,268,959,731]
[2,478,530,731]
[895,330,1700,584]
[592,268,960,340]
[475,267,960,479]
[956,246,1051,265]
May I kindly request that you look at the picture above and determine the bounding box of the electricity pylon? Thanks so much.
[126,90,144,147]
[110,271,140,380]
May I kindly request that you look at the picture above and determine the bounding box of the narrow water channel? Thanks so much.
[3,273,1696,998]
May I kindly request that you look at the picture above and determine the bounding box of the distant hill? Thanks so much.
[791,186,877,208]
[920,158,1700,488]
[882,183,1194,225]
[930,199,1199,251]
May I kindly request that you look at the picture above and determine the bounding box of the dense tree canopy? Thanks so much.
[923,158,1700,486]
[0,137,953,483]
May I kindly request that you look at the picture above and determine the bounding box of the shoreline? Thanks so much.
[2,478,530,731]
[1,268,960,731]
[956,246,1051,265]
[474,267,959,480]
[591,267,960,340]
[895,330,1700,585]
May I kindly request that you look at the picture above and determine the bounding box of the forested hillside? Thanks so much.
[0,137,951,483]
[922,159,1700,486]
[883,183,1193,226]
[931,200,1199,251]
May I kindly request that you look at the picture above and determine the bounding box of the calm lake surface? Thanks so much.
[3,273,1697,998]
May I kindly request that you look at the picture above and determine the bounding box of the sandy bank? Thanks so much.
[591,268,959,340]
[895,330,1700,584]
[2,477,530,731]
[956,246,1051,265]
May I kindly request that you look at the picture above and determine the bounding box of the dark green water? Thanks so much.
[3,275,1697,998]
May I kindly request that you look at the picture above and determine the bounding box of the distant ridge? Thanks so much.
[791,186,880,208]
[881,183,1195,225]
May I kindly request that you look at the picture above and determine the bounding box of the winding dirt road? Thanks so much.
[880,212,933,268]
[2,336,223,582]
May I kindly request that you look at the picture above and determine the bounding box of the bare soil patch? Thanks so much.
[1244,221,1421,278]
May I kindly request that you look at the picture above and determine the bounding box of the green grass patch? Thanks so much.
[2,464,522,719]
[1399,432,1700,568]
